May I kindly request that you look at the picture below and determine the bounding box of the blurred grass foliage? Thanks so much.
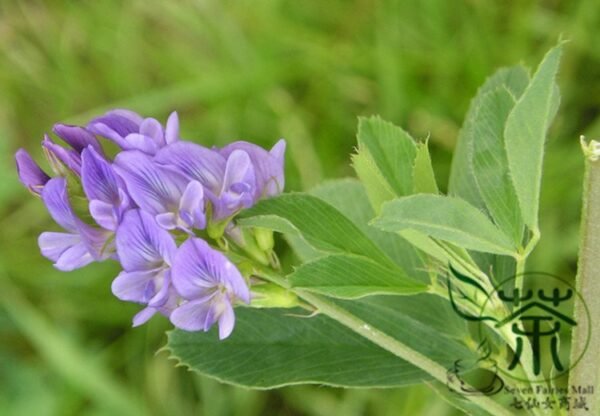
[0,0,599,415]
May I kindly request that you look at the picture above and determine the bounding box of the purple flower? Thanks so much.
[38,177,112,271]
[170,238,250,339]
[220,139,286,199]
[15,149,50,195]
[114,150,206,232]
[37,124,102,177]
[16,108,286,340]
[88,109,179,155]
[53,124,104,155]
[42,134,82,175]
[155,142,256,221]
[81,146,130,231]
[112,209,178,326]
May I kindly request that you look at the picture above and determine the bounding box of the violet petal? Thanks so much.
[170,298,215,332]
[155,142,226,193]
[165,111,179,144]
[52,124,103,154]
[139,118,164,147]
[114,150,188,215]
[42,135,81,175]
[171,238,250,303]
[112,269,162,303]
[116,209,176,271]
[38,232,81,262]
[41,177,79,232]
[218,301,235,339]
[54,242,95,271]
[81,147,122,205]
[15,149,50,195]
[88,110,142,139]
[132,307,158,327]
[179,180,205,229]
[220,139,286,198]
[89,200,119,231]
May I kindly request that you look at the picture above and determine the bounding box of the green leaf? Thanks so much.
[308,180,479,280]
[336,296,474,364]
[471,87,524,245]
[237,193,394,267]
[167,307,426,388]
[412,140,439,194]
[351,150,396,212]
[167,298,475,388]
[373,194,517,256]
[449,66,530,209]
[307,180,471,335]
[357,116,417,196]
[396,229,450,262]
[446,66,529,280]
[308,179,426,279]
[289,254,427,299]
[504,45,562,229]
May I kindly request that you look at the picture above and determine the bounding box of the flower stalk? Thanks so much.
[568,138,600,415]
[254,266,513,416]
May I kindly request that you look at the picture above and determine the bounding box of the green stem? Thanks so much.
[514,256,526,294]
[430,282,549,416]
[568,139,600,415]
[255,267,513,416]
[514,228,540,293]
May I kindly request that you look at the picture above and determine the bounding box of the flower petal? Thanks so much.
[132,307,158,327]
[172,238,249,302]
[41,177,78,232]
[116,209,176,271]
[54,241,95,271]
[89,199,118,231]
[114,150,188,215]
[270,139,286,162]
[122,133,160,154]
[81,147,122,204]
[218,301,235,339]
[108,109,144,126]
[85,167,126,229]
[88,110,141,139]
[15,149,50,195]
[132,285,179,326]
[42,135,81,175]
[78,224,114,261]
[148,269,172,307]
[179,180,205,229]
[112,269,160,303]
[155,142,226,193]
[38,231,80,262]
[170,298,216,332]
[221,150,254,194]
[267,139,286,195]
[41,177,112,261]
[220,140,286,198]
[52,124,103,154]
[139,118,164,147]
[165,111,179,144]
[210,150,255,219]
[155,212,177,230]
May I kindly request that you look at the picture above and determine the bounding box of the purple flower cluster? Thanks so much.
[15,109,285,339]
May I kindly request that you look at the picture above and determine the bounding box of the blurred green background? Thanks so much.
[1,1,599,415]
